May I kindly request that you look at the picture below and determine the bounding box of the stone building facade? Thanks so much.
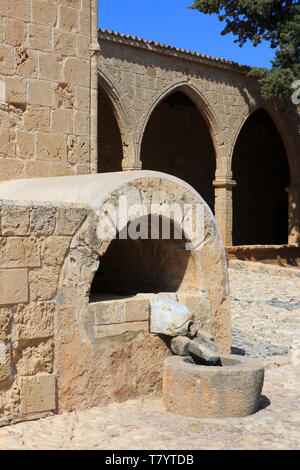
[0,1,299,246]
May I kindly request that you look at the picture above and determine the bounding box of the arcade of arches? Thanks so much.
[98,86,292,247]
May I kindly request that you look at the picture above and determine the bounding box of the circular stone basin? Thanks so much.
[163,355,265,418]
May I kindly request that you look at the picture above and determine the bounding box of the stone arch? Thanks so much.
[231,104,292,245]
[137,80,221,163]
[98,68,136,170]
[230,102,297,184]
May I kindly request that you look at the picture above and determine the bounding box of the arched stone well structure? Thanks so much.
[0,171,230,422]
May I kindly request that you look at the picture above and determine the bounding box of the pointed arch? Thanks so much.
[231,105,291,245]
[137,80,221,161]
[231,102,297,185]
[139,83,218,212]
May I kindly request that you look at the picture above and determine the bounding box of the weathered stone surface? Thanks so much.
[188,329,221,365]
[14,303,54,341]
[170,335,190,356]
[163,355,265,418]
[0,341,11,383]
[94,321,148,339]
[177,291,211,326]
[16,130,35,159]
[0,269,28,304]
[0,308,14,342]
[14,340,53,376]
[150,299,194,337]
[29,267,60,301]
[41,237,70,266]
[31,207,56,235]
[56,207,85,235]
[20,374,56,415]
[124,298,149,322]
[0,237,40,268]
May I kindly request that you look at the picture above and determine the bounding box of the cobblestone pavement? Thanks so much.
[0,261,299,450]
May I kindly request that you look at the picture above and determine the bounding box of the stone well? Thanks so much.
[0,171,230,425]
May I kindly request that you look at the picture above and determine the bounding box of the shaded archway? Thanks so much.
[140,91,216,212]
[98,85,123,172]
[89,215,192,300]
[232,108,290,245]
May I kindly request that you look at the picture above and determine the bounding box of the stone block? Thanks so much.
[28,24,52,52]
[32,0,58,27]
[41,237,70,265]
[0,237,41,268]
[50,109,73,134]
[0,341,11,383]
[90,300,124,326]
[0,160,24,182]
[62,57,89,87]
[0,269,28,304]
[56,207,85,235]
[28,80,53,107]
[14,302,55,341]
[0,0,30,21]
[36,132,67,161]
[73,110,89,136]
[16,130,35,159]
[76,34,90,58]
[39,53,62,81]
[3,18,26,46]
[53,31,75,56]
[94,321,149,339]
[0,44,15,76]
[54,83,74,108]
[16,48,38,78]
[0,128,16,158]
[14,339,53,376]
[4,76,27,106]
[29,266,60,301]
[58,5,79,32]
[24,105,50,132]
[67,135,89,164]
[20,374,56,414]
[124,298,149,322]
[1,207,30,236]
[31,208,57,236]
[0,308,14,341]
[75,86,89,110]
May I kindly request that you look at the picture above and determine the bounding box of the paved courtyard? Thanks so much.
[0,260,299,450]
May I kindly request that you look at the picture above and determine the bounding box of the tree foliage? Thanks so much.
[189,0,300,102]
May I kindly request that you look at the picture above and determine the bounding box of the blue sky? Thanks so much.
[98,0,276,68]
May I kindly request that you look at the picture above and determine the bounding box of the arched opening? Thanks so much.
[98,84,123,172]
[232,108,290,245]
[140,91,216,213]
[89,215,196,301]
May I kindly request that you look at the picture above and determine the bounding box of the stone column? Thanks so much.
[121,133,142,171]
[213,177,236,246]
[89,1,100,173]
[287,185,300,246]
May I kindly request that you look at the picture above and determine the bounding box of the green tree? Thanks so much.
[189,0,300,103]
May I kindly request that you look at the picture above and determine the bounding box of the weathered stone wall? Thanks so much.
[0,200,86,426]
[0,0,98,181]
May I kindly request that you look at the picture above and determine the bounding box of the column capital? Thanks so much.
[213,178,237,189]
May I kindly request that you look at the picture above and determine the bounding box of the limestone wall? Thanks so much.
[0,200,87,425]
[0,0,98,182]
